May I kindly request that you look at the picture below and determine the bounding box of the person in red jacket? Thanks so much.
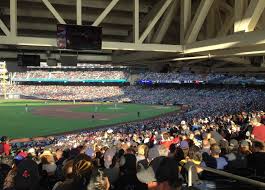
[251,118,265,142]
[0,136,11,156]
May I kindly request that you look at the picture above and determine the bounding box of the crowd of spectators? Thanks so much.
[8,85,122,101]
[12,70,265,84]
[1,70,265,189]
[139,72,209,81]
[139,72,264,84]
[13,71,128,80]
[1,109,265,190]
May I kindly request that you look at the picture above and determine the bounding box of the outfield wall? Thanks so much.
[0,94,20,99]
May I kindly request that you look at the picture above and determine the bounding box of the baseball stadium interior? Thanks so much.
[1,0,265,190]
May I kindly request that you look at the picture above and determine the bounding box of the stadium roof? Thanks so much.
[0,0,265,68]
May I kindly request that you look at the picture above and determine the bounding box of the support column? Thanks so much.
[10,0,17,37]
[77,0,82,25]
[180,0,191,44]
[133,0,139,43]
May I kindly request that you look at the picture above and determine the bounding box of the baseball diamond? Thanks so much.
[0,99,180,139]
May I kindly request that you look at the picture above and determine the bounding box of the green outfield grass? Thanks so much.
[0,99,180,139]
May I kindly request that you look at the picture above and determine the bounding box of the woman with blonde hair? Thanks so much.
[136,144,149,169]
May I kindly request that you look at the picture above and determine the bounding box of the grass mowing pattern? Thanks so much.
[0,100,179,139]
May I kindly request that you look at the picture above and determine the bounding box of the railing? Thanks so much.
[188,165,265,188]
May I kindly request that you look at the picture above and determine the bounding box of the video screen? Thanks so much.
[57,24,102,50]
[17,55,40,66]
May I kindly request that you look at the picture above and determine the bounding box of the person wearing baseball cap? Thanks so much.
[116,154,147,190]
[247,141,265,176]
[137,156,165,189]
[179,140,189,158]
[224,139,249,172]
[155,157,181,190]
[137,156,181,190]
[239,140,251,155]
[201,144,227,170]
[14,159,41,190]
[180,121,190,136]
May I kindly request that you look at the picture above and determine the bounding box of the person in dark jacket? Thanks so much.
[247,141,265,176]
[54,154,93,190]
[116,154,147,190]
